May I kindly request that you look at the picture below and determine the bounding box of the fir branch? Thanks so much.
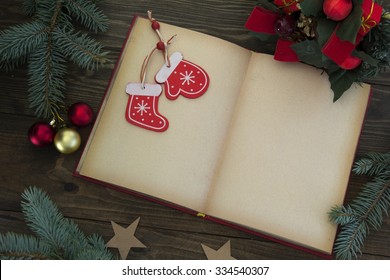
[332,218,369,260]
[33,0,63,27]
[53,27,109,71]
[22,0,38,17]
[0,233,51,260]
[0,21,47,66]
[352,152,390,176]
[0,0,109,119]
[15,186,117,260]
[328,205,356,226]
[329,153,390,259]
[21,186,88,259]
[63,0,109,32]
[28,37,67,119]
[75,234,116,260]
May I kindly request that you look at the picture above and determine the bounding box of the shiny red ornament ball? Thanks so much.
[68,102,94,127]
[323,0,353,21]
[28,122,55,147]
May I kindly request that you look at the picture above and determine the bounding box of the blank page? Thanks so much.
[77,18,251,211]
[206,53,370,254]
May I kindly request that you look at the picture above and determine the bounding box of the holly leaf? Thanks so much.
[300,1,323,16]
[257,0,279,13]
[336,6,363,44]
[328,69,359,102]
[353,0,364,6]
[316,18,337,47]
[249,31,278,42]
[352,50,379,67]
[291,40,325,68]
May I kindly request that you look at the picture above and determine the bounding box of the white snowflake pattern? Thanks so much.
[134,100,150,116]
[179,70,195,85]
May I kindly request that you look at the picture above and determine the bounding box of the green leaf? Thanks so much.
[291,40,325,68]
[300,1,324,16]
[353,0,364,6]
[352,50,379,67]
[256,0,280,13]
[336,6,363,44]
[328,68,358,101]
[249,31,278,42]
[316,18,337,47]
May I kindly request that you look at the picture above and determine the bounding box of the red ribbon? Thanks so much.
[245,6,299,62]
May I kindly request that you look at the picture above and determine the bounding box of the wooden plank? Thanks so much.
[0,0,389,260]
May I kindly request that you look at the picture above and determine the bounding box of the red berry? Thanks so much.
[151,20,160,30]
[156,41,165,50]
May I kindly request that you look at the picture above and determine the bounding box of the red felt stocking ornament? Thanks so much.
[125,83,168,132]
[124,27,171,133]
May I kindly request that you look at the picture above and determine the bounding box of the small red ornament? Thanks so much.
[151,20,160,30]
[28,122,55,147]
[67,102,94,127]
[274,15,296,38]
[156,41,165,51]
[323,0,353,21]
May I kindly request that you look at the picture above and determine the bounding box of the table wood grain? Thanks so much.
[1,0,389,260]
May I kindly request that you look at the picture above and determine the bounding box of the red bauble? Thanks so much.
[68,102,94,127]
[323,0,353,21]
[28,122,55,147]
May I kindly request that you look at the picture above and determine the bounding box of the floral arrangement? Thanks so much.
[246,0,390,101]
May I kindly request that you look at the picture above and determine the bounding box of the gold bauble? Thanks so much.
[54,127,81,154]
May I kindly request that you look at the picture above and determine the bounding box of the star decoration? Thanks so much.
[106,217,146,259]
[201,240,236,260]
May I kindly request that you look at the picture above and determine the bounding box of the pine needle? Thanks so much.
[0,0,109,119]
[329,152,390,259]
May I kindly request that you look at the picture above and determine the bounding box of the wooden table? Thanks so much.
[1,0,389,260]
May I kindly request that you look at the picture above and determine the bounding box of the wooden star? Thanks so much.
[106,217,146,259]
[201,240,236,260]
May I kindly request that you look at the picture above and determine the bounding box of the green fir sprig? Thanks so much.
[0,186,116,260]
[0,0,109,119]
[328,152,390,260]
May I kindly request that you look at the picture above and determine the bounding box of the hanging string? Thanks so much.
[147,10,176,67]
[139,35,176,89]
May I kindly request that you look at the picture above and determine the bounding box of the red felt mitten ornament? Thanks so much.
[155,52,209,100]
[28,121,55,147]
[125,83,169,132]
[323,0,353,21]
[68,102,94,127]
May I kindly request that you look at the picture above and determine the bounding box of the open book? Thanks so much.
[75,16,371,257]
